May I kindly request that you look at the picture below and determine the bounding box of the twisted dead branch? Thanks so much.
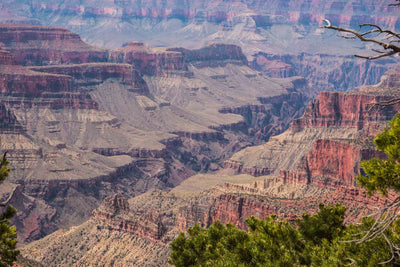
[321,19,400,111]
[321,19,400,60]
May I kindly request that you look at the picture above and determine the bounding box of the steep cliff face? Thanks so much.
[0,49,16,65]
[0,24,107,65]
[30,63,142,87]
[110,42,248,77]
[18,64,400,261]
[0,103,23,133]
[0,62,99,109]
[226,75,400,189]
[252,53,395,95]
[110,42,189,76]
[280,139,384,186]
[218,91,307,141]
[0,66,72,96]
[291,91,400,132]
[1,0,397,61]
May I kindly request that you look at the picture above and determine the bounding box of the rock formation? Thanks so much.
[0,24,107,65]
[0,24,311,245]
[226,73,400,189]
[252,53,396,95]
[19,63,400,266]
[110,42,189,76]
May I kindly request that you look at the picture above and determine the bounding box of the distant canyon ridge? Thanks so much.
[1,0,398,93]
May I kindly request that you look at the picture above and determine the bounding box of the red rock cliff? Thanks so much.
[281,139,384,187]
[291,91,400,133]
[110,42,189,77]
[30,63,138,85]
[0,49,16,65]
[0,24,107,65]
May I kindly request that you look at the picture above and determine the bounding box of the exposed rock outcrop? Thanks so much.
[252,53,395,96]
[5,1,397,29]
[110,42,189,76]
[290,91,400,133]
[0,49,16,65]
[226,69,400,189]
[29,63,137,85]
[280,139,384,186]
[168,44,248,68]
[0,24,107,65]
[111,42,248,77]
[20,172,392,266]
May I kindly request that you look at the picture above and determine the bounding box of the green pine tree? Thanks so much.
[0,152,19,267]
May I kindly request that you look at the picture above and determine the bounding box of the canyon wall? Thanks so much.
[110,42,189,76]
[17,56,400,267]
[252,53,396,95]
[291,91,400,132]
[110,42,248,76]
[226,85,400,190]
[0,24,312,245]
[5,0,397,28]
[168,44,248,68]
[0,24,107,65]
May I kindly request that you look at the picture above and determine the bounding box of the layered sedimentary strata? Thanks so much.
[280,139,384,186]
[0,66,98,109]
[0,24,312,247]
[252,53,395,95]
[111,42,248,77]
[110,42,189,76]
[0,103,23,133]
[3,0,397,29]
[30,63,139,86]
[168,44,248,68]
[21,172,392,266]
[226,78,400,188]
[0,49,16,65]
[0,66,72,95]
[0,24,107,65]
[290,91,400,133]
[0,48,99,109]
[18,66,400,265]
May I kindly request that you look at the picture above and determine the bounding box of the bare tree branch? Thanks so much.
[321,19,400,60]
[367,98,400,112]
[341,196,400,264]
[0,187,17,207]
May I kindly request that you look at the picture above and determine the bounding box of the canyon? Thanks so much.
[0,23,311,245]
[0,1,398,266]
[20,67,400,266]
